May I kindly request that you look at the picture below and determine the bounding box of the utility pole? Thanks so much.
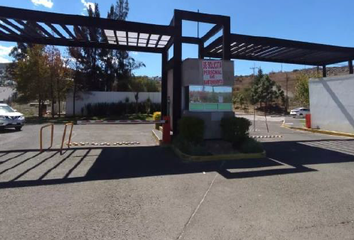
[197,9,200,38]
[285,73,289,113]
[250,63,257,76]
[250,63,258,131]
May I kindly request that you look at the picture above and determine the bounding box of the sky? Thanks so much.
[1,0,354,76]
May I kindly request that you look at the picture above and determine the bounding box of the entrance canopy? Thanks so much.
[204,34,354,66]
[0,6,173,53]
[1,6,354,67]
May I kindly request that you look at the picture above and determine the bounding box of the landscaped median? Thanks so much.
[282,123,354,138]
[171,145,266,162]
[153,116,266,162]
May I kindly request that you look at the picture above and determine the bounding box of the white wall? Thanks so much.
[309,75,354,133]
[66,91,161,116]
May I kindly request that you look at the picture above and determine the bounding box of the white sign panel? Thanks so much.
[202,60,223,86]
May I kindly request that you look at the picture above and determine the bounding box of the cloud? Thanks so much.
[81,0,95,12]
[0,45,14,57]
[31,0,54,8]
[0,56,11,63]
[0,45,14,63]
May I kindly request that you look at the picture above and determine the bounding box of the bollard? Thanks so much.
[162,116,171,144]
[305,114,311,128]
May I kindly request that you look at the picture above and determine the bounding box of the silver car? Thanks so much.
[290,107,310,118]
[0,103,25,131]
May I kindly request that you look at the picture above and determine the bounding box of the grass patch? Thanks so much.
[239,138,264,153]
[172,136,211,156]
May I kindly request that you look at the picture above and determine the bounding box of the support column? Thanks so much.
[172,10,182,135]
[222,17,231,60]
[161,51,168,117]
[198,41,204,59]
[349,60,353,74]
[322,65,327,77]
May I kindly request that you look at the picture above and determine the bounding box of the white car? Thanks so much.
[0,103,25,131]
[290,107,310,118]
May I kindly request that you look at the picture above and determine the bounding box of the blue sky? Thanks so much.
[1,0,354,76]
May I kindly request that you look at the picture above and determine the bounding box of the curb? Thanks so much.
[251,135,282,139]
[282,124,354,138]
[171,145,266,162]
[77,120,164,125]
[151,129,162,145]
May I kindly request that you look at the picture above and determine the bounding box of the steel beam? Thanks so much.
[323,65,327,77]
[201,24,222,43]
[172,10,182,135]
[161,50,168,117]
[0,6,174,36]
[349,60,353,74]
[0,35,164,53]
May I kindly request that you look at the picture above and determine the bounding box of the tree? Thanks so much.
[68,3,103,91]
[250,69,285,113]
[294,73,319,107]
[105,0,145,91]
[7,21,42,79]
[13,45,50,117]
[132,76,160,92]
[233,87,251,109]
[129,78,146,114]
[68,0,145,92]
[46,46,72,117]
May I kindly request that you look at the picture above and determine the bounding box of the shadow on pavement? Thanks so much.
[0,138,353,189]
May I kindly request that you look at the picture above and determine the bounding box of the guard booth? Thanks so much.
[168,59,234,139]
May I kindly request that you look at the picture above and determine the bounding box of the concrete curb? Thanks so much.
[171,145,266,162]
[282,123,354,138]
[151,129,162,145]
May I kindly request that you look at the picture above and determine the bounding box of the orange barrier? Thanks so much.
[162,116,171,144]
[60,122,74,154]
[40,124,54,152]
[306,114,311,128]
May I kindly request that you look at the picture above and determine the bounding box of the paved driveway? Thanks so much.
[1,123,354,239]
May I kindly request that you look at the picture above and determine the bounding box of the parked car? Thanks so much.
[290,107,310,118]
[0,103,25,131]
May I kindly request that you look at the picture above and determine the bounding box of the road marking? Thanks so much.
[176,162,224,240]
[251,135,282,139]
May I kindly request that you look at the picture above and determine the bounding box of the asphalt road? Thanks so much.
[1,123,354,239]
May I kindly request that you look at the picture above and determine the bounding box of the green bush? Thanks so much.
[178,116,205,144]
[239,138,264,153]
[220,117,251,146]
[173,135,210,156]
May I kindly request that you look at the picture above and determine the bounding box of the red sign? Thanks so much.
[202,60,223,86]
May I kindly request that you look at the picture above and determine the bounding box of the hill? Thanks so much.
[234,66,350,99]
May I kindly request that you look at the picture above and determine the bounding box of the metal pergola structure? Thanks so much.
[0,6,353,134]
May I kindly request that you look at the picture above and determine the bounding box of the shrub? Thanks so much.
[239,138,264,153]
[84,102,161,117]
[173,135,210,156]
[178,116,204,144]
[220,117,251,147]
[153,111,162,130]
